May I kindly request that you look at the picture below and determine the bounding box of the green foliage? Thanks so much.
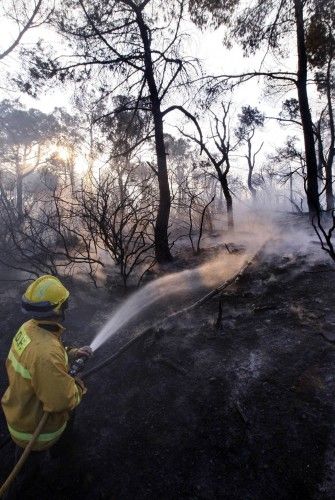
[189,0,331,61]
[306,0,335,69]
[100,95,151,156]
[188,0,239,28]
[238,105,264,128]
[164,134,190,157]
[235,105,264,140]
[0,100,61,147]
[232,0,295,55]
[190,0,295,53]
[15,41,62,97]
[280,99,300,121]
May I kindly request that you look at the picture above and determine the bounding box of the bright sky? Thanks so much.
[0,4,304,183]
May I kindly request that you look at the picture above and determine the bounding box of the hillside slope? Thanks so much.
[1,218,335,499]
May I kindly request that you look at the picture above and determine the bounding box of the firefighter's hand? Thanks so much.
[76,346,93,359]
[75,376,87,395]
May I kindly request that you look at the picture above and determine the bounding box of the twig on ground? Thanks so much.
[154,355,188,375]
[234,400,249,425]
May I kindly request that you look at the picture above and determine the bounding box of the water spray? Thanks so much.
[89,249,251,353]
[83,240,269,379]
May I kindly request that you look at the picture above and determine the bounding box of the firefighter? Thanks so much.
[1,275,92,452]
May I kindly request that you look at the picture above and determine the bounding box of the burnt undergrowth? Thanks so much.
[1,229,335,499]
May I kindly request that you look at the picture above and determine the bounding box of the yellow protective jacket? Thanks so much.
[1,319,84,450]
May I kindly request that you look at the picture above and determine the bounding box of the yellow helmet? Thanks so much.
[22,275,70,318]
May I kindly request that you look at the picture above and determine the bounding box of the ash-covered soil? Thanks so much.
[1,216,335,499]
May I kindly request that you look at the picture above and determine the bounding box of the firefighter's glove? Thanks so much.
[75,376,87,395]
[76,346,93,359]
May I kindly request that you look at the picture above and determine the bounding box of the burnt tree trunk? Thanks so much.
[247,168,256,198]
[15,146,24,221]
[316,119,325,190]
[325,52,335,211]
[136,9,172,262]
[289,167,294,206]
[294,0,320,214]
[16,174,23,220]
[247,139,257,198]
[218,171,234,230]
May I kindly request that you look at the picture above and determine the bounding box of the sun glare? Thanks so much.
[55,146,70,162]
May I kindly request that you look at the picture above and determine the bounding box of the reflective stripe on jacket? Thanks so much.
[1,319,84,450]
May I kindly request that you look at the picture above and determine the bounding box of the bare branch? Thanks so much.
[0,0,44,61]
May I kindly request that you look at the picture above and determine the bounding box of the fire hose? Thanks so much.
[0,242,267,497]
[0,413,48,497]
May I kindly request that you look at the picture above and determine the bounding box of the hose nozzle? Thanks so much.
[69,357,87,377]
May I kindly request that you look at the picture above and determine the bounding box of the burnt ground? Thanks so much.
[1,217,335,499]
